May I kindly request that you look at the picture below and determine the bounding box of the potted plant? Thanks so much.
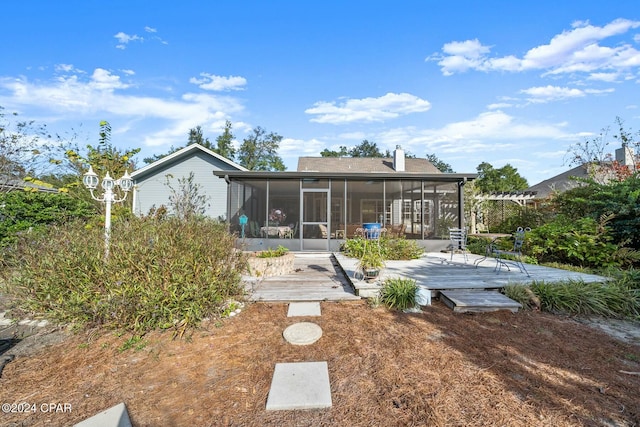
[357,250,385,280]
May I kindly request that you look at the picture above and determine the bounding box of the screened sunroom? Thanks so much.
[214,171,475,252]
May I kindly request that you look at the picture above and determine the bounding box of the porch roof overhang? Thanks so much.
[213,170,477,183]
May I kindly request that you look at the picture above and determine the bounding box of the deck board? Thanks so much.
[247,253,360,302]
[439,290,522,313]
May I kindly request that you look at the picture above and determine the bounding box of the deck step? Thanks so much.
[439,290,522,313]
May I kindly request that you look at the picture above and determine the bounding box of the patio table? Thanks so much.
[260,225,292,238]
[468,233,511,266]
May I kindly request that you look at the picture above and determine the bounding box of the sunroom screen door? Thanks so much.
[301,189,330,251]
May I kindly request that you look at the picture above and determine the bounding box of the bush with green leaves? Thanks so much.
[257,245,289,258]
[379,278,418,311]
[525,216,626,269]
[0,191,96,247]
[340,236,424,260]
[553,176,640,251]
[1,217,246,334]
[383,237,424,260]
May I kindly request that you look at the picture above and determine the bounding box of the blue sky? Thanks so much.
[2,1,639,185]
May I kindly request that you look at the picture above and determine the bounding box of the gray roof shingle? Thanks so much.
[297,157,441,174]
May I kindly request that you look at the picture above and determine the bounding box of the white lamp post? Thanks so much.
[82,166,133,259]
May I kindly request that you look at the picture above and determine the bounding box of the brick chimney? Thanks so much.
[393,145,405,172]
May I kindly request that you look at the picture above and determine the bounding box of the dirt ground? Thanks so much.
[0,300,639,427]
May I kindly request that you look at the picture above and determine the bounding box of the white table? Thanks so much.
[260,226,292,238]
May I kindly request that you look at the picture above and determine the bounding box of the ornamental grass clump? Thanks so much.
[1,216,246,334]
[380,278,418,311]
[505,280,640,318]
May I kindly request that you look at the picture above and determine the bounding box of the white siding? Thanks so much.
[133,152,236,219]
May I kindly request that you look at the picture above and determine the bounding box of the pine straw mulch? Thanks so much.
[1,300,639,427]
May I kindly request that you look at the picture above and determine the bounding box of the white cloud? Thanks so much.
[372,111,569,156]
[587,72,620,82]
[430,18,640,77]
[0,68,245,149]
[189,73,247,91]
[487,102,513,110]
[114,32,143,49]
[55,64,75,73]
[279,137,326,157]
[305,92,431,124]
[114,27,167,49]
[520,85,586,103]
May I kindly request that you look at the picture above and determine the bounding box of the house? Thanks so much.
[214,146,477,252]
[0,176,59,193]
[525,164,589,199]
[131,143,247,219]
[526,144,637,199]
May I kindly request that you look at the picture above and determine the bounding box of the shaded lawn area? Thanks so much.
[0,301,638,426]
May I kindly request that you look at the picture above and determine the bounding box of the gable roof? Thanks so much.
[297,157,441,174]
[0,177,59,193]
[131,143,247,179]
[526,164,590,199]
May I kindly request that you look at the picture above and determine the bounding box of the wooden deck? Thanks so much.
[245,252,608,305]
[334,252,607,296]
[246,253,361,302]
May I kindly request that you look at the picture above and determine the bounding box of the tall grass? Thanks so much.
[380,278,418,311]
[1,217,246,334]
[504,280,640,319]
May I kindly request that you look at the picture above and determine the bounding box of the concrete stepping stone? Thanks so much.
[282,322,322,345]
[74,402,132,427]
[287,302,321,317]
[266,361,332,410]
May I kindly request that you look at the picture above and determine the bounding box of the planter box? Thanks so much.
[245,252,295,277]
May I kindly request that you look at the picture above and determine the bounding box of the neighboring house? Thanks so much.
[527,144,637,199]
[131,143,247,219]
[526,164,590,199]
[0,176,59,193]
[214,146,477,252]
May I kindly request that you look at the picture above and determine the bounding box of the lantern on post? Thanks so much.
[82,166,133,259]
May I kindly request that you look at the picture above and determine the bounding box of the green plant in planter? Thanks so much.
[257,245,289,258]
[380,278,418,310]
[357,250,385,280]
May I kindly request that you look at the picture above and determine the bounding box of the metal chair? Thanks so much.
[448,227,469,263]
[493,227,531,276]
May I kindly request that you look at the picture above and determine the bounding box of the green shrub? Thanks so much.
[526,216,622,269]
[554,176,640,251]
[0,191,96,247]
[383,238,424,260]
[1,217,246,334]
[257,245,289,258]
[341,237,367,258]
[379,278,418,311]
[341,236,423,260]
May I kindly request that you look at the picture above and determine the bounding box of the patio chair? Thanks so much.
[448,227,469,263]
[476,223,489,233]
[284,222,298,239]
[318,224,335,238]
[493,227,531,276]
